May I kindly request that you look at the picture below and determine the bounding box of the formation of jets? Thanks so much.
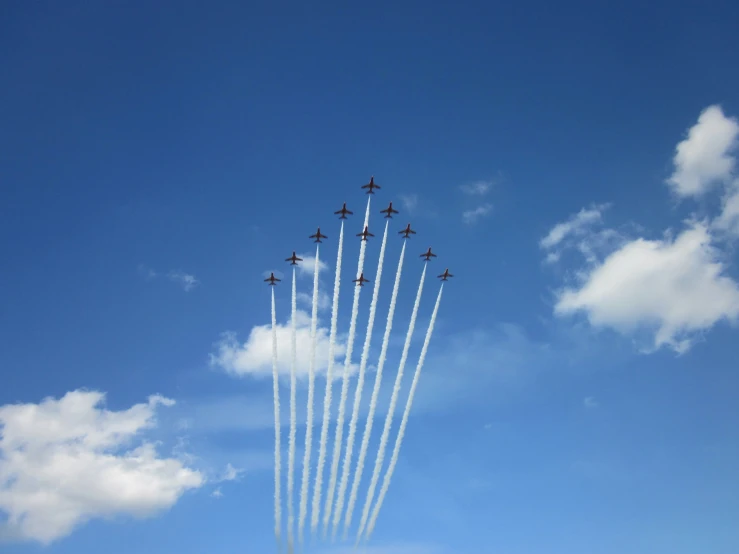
[380,201,399,219]
[334,202,353,219]
[361,176,381,194]
[285,251,302,265]
[309,227,328,243]
[356,225,374,241]
[265,176,453,285]
[353,273,370,287]
[437,268,453,281]
[399,223,416,238]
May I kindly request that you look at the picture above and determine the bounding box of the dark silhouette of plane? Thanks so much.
[334,202,353,219]
[438,268,454,281]
[353,273,370,286]
[310,227,328,243]
[380,201,399,219]
[356,226,375,241]
[420,247,437,261]
[285,252,302,265]
[361,176,381,194]
[399,223,416,238]
[264,272,281,286]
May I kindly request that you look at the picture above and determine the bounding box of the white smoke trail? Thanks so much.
[356,264,428,541]
[323,198,371,536]
[364,283,444,541]
[336,220,389,538]
[311,221,345,534]
[287,267,298,554]
[270,287,282,547]
[298,244,321,545]
[343,239,406,537]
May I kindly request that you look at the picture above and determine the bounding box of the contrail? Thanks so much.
[337,220,389,538]
[311,221,345,534]
[287,267,298,554]
[356,264,428,541]
[364,283,444,541]
[343,238,405,537]
[270,287,282,548]
[323,198,371,536]
[298,244,321,545]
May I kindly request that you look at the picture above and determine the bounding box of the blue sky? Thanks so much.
[2,1,739,553]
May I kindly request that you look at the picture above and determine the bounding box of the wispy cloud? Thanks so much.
[399,194,419,214]
[138,265,200,291]
[461,203,493,224]
[459,180,494,196]
[584,396,599,409]
[137,264,158,280]
[168,270,200,292]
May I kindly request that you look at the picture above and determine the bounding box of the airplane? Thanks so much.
[353,273,370,286]
[399,223,416,238]
[334,202,353,219]
[356,225,375,241]
[380,201,399,219]
[361,176,381,194]
[309,227,328,243]
[264,272,281,286]
[437,268,454,281]
[420,247,437,261]
[285,251,303,265]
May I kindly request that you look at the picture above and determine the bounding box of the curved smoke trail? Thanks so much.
[323,198,371,536]
[343,239,406,537]
[356,264,428,540]
[287,268,298,554]
[270,287,282,547]
[365,283,444,541]
[337,220,389,537]
[298,244,321,545]
[311,221,345,533]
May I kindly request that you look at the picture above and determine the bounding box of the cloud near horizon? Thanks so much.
[543,104,739,354]
[0,391,203,544]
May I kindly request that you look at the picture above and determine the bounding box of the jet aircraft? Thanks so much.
[309,227,328,243]
[356,226,375,241]
[334,202,353,219]
[264,273,281,286]
[399,223,416,238]
[380,201,399,218]
[353,273,370,286]
[361,176,381,194]
[420,247,437,261]
[285,252,303,265]
[438,268,454,281]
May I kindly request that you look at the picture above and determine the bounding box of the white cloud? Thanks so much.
[714,179,739,236]
[459,180,493,196]
[168,270,199,292]
[461,203,493,224]
[209,309,358,379]
[666,105,739,198]
[540,205,609,250]
[584,396,599,409]
[555,222,739,353]
[0,391,203,544]
[399,194,419,214]
[210,488,223,498]
[295,252,329,279]
[297,290,331,312]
